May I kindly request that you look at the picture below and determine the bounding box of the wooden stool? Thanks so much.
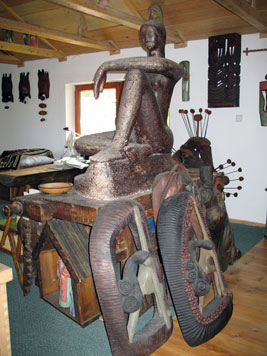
[0,215,23,289]
[0,263,13,356]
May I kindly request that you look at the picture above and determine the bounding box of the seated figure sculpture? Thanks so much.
[74,20,183,199]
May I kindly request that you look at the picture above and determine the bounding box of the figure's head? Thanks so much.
[139,19,166,57]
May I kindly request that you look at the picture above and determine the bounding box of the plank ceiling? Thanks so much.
[0,0,266,66]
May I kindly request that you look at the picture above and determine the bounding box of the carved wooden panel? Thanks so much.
[208,33,241,108]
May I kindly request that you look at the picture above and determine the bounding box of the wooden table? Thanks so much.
[12,190,153,327]
[0,164,84,201]
[0,164,85,290]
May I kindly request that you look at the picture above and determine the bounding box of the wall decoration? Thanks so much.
[23,34,30,45]
[2,29,13,42]
[179,61,190,101]
[38,69,50,122]
[23,34,38,46]
[148,5,163,23]
[1,73,13,109]
[260,74,267,126]
[208,33,241,108]
[19,72,31,104]
[178,108,212,138]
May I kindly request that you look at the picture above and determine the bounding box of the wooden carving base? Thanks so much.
[74,153,174,200]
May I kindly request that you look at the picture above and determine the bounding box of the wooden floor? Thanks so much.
[152,238,267,356]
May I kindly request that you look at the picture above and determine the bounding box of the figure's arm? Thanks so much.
[93,57,183,98]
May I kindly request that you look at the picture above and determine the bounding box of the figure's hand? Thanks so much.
[93,65,107,99]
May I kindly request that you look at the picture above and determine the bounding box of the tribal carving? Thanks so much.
[19,72,31,104]
[208,33,241,108]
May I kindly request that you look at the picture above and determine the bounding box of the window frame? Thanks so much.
[75,81,123,135]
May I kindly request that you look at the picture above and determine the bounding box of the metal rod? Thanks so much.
[215,159,232,171]
[203,109,211,138]
[179,109,192,137]
[243,47,267,56]
[199,108,203,136]
[190,109,196,136]
[184,110,194,137]
[230,177,244,182]
[185,110,194,136]
[224,186,242,190]
[227,168,242,174]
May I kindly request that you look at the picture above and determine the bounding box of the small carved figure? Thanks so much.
[91,19,182,162]
[1,73,13,106]
[38,69,50,101]
[19,72,31,103]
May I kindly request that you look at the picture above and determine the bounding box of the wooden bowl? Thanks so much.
[38,182,73,194]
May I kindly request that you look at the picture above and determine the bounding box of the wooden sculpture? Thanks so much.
[156,190,233,346]
[19,72,31,104]
[74,19,183,200]
[38,69,50,122]
[89,199,173,355]
[1,73,13,109]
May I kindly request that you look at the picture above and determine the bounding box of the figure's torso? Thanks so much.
[147,73,175,122]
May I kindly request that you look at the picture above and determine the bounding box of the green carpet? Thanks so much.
[0,223,265,356]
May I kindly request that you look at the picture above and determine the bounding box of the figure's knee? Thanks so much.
[125,69,145,83]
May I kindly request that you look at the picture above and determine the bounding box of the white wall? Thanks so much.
[0,33,266,223]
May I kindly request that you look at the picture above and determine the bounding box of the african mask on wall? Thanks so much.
[38,69,50,122]
[208,33,241,108]
[1,73,13,109]
[19,72,31,104]
[38,69,50,101]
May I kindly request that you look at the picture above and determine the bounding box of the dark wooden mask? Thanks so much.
[38,69,50,101]
[1,73,14,104]
[19,72,31,103]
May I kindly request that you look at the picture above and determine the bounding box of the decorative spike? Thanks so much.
[215,159,232,170]
[229,177,244,182]
[224,186,242,190]
[179,109,193,137]
[226,192,238,198]
[227,167,242,174]
[223,162,236,169]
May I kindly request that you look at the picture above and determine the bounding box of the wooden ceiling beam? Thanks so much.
[213,0,267,33]
[0,0,58,51]
[122,0,145,19]
[47,0,144,29]
[46,0,186,45]
[0,17,114,52]
[0,53,23,65]
[0,41,64,58]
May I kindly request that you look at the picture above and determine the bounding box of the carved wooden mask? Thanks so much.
[1,73,13,105]
[38,69,50,101]
[19,72,31,104]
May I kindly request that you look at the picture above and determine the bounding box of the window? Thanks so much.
[75,82,123,136]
